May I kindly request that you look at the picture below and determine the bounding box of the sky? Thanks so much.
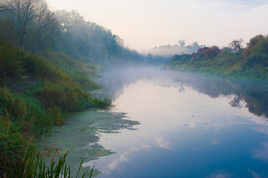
[46,0,268,52]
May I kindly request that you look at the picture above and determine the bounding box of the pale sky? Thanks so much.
[47,0,268,52]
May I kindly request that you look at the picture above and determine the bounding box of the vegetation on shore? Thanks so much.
[168,35,268,80]
[0,0,130,176]
[0,39,109,177]
[1,0,267,176]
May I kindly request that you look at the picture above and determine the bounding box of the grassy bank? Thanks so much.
[0,41,110,177]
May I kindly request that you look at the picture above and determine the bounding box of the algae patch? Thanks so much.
[38,110,139,176]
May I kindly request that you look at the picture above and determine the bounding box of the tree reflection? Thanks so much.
[229,95,243,108]
[100,67,268,119]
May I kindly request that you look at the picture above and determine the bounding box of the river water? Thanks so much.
[43,66,268,177]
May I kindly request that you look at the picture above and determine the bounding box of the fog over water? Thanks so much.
[85,66,268,177]
[42,66,268,177]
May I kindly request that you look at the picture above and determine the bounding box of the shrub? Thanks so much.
[198,46,221,60]
[35,81,90,112]
[89,97,112,110]
[0,87,27,119]
[0,41,24,79]
[72,72,101,90]
[22,55,65,81]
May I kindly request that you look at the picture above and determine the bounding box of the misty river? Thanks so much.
[41,66,268,177]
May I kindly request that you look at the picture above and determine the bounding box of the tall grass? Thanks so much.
[0,41,24,79]
[34,80,90,112]
[89,97,112,110]
[0,110,94,177]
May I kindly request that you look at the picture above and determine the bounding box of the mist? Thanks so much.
[95,66,268,117]
[147,43,202,57]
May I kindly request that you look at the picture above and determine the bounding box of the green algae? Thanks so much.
[38,110,139,176]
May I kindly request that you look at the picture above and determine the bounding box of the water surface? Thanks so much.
[43,67,268,177]
[89,67,268,177]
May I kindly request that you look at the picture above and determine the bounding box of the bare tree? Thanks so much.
[0,0,38,50]
[0,0,57,53]
[229,39,244,52]
[31,1,58,53]
[178,39,186,48]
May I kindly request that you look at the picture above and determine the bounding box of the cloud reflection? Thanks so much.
[154,137,171,149]
[254,142,268,163]
[107,144,151,171]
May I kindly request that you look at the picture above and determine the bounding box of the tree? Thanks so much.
[229,39,243,52]
[0,0,57,53]
[197,46,221,59]
[30,1,58,53]
[0,18,18,45]
[0,0,38,50]
[178,39,186,47]
[191,42,200,49]
[243,35,268,58]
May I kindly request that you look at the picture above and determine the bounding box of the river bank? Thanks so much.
[40,67,268,177]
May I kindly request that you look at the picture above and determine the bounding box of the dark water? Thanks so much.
[84,67,268,178]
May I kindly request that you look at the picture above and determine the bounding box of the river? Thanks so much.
[42,66,268,177]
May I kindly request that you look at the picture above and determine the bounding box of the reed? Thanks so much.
[0,111,95,177]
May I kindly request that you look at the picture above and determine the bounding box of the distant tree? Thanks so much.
[197,46,221,59]
[229,39,243,52]
[221,47,233,53]
[243,35,268,58]
[191,42,200,49]
[197,47,209,54]
[246,35,264,49]
[178,39,186,47]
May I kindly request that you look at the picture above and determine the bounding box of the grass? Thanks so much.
[88,97,112,110]
[0,41,111,177]
[0,110,95,178]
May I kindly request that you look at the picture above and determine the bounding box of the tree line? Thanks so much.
[168,35,268,80]
[0,0,145,64]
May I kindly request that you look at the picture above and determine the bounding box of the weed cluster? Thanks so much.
[0,112,94,177]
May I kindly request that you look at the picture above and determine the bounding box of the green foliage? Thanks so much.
[0,114,94,177]
[34,81,90,112]
[0,87,27,119]
[89,97,112,110]
[72,72,102,91]
[168,34,268,80]
[0,18,18,46]
[0,41,24,79]
[36,51,98,76]
[0,112,35,177]
[51,10,145,65]
[22,55,67,81]
[0,87,56,138]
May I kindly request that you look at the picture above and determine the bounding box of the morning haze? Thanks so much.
[1,0,268,177]
[47,0,268,51]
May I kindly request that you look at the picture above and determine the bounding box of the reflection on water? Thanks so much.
[42,66,268,177]
[89,66,268,177]
[97,66,268,118]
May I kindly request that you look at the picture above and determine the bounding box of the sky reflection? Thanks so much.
[89,67,268,177]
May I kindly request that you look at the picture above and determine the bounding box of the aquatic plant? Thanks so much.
[89,97,112,110]
[0,110,94,177]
